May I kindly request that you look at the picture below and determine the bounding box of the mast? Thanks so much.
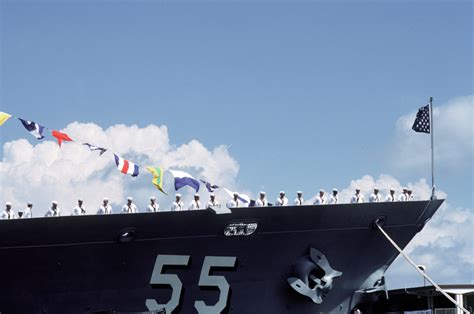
[429,97,435,200]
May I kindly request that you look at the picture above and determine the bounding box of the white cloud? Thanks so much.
[390,95,473,173]
[0,122,239,216]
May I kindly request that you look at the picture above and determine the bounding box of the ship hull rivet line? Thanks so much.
[374,219,469,314]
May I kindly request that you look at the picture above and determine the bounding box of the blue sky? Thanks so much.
[1,1,472,201]
[0,0,472,289]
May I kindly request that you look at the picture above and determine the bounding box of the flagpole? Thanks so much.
[429,96,435,200]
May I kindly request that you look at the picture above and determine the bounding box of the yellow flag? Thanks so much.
[146,166,168,195]
[0,112,12,126]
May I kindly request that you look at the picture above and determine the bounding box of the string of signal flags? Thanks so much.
[0,111,241,200]
[0,99,433,202]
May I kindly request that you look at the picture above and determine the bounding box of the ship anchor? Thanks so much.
[287,248,343,304]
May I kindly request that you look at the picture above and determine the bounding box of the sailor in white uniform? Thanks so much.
[122,197,138,214]
[207,193,220,208]
[147,196,159,212]
[293,191,304,206]
[385,188,396,202]
[171,194,184,211]
[97,198,112,215]
[350,189,365,203]
[275,191,289,206]
[398,188,408,201]
[72,198,86,216]
[369,188,381,203]
[20,202,33,218]
[255,191,268,207]
[227,193,240,209]
[45,201,61,217]
[407,189,414,201]
[313,189,327,205]
[328,188,338,204]
[188,193,202,210]
[1,202,16,219]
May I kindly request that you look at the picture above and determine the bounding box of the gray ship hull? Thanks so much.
[0,200,443,313]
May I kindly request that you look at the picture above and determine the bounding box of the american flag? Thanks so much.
[412,104,430,133]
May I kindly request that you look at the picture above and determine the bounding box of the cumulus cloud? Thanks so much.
[306,173,439,205]
[0,122,239,216]
[390,95,473,173]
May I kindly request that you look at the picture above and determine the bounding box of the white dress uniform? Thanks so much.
[328,195,338,204]
[121,203,138,213]
[1,210,16,219]
[255,198,268,207]
[385,194,396,202]
[171,201,184,211]
[227,199,239,208]
[313,196,327,205]
[293,197,304,206]
[72,206,86,216]
[398,193,407,201]
[45,208,61,217]
[147,203,159,212]
[21,207,32,218]
[275,197,289,206]
[97,204,112,215]
[188,200,201,210]
[350,194,365,203]
[369,193,381,203]
[207,200,221,208]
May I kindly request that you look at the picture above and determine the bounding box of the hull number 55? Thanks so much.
[146,255,237,314]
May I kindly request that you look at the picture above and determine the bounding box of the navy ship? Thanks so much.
[0,199,443,313]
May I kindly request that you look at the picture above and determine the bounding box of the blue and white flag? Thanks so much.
[200,179,219,193]
[83,143,107,156]
[223,188,251,204]
[18,118,45,140]
[169,170,200,192]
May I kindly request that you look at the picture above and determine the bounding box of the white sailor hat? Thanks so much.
[319,189,325,193]
[297,191,302,195]
[390,187,395,192]
[259,191,266,195]
[127,196,133,201]
[194,193,200,197]
[332,188,338,193]
[150,196,156,200]
[210,193,215,197]
[27,202,33,206]
[233,192,239,196]
[52,201,58,205]
[373,187,379,191]
[279,191,285,195]
[5,202,12,206]
[103,197,109,201]
[78,198,83,202]
[355,187,361,191]
[402,187,408,191]
[176,193,182,198]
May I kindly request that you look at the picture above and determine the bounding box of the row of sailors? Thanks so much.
[1,187,414,219]
[248,187,414,207]
[1,194,214,218]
